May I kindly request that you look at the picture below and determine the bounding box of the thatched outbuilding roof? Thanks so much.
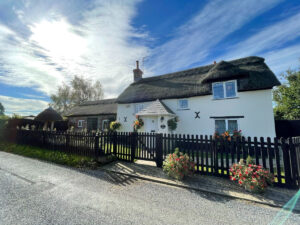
[35,107,63,122]
[65,99,117,117]
[117,56,280,104]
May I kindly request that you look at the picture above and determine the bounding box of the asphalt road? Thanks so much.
[0,151,299,225]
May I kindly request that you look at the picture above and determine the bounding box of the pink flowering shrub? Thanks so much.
[230,157,274,193]
[163,148,195,180]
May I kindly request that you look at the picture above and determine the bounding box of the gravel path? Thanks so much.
[0,151,299,225]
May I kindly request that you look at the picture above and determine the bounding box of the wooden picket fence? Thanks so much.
[1,129,300,189]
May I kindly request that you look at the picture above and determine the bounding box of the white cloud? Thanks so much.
[219,12,300,61]
[0,95,49,116]
[263,44,300,75]
[0,0,149,98]
[148,0,282,74]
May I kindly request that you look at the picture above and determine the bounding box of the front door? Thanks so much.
[144,116,158,133]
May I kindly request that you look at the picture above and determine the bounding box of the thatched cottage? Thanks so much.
[66,99,117,131]
[116,57,280,138]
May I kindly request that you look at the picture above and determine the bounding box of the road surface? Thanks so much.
[0,151,299,225]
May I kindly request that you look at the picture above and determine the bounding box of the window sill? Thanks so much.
[177,108,190,111]
[212,97,239,101]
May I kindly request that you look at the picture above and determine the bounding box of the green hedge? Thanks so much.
[0,142,99,169]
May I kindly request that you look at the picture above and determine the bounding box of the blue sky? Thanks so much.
[0,0,299,115]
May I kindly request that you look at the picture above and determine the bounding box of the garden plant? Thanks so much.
[163,148,195,180]
[230,156,274,193]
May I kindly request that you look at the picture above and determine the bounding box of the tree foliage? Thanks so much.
[0,102,4,115]
[50,76,104,114]
[273,68,300,120]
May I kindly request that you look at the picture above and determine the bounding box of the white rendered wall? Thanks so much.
[117,89,276,138]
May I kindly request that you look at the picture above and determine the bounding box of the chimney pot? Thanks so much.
[133,60,143,82]
[214,61,217,65]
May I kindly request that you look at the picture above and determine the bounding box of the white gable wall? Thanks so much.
[117,89,276,138]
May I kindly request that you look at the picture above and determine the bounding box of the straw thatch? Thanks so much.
[35,107,63,122]
[65,99,117,117]
[117,56,280,104]
[201,61,249,83]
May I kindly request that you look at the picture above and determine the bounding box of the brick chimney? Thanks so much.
[133,60,143,82]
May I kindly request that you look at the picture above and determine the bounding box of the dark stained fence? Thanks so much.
[161,134,300,189]
[2,128,300,189]
[275,120,300,138]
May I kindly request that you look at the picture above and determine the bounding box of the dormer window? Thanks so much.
[213,80,237,99]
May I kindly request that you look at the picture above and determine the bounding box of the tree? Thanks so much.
[0,102,4,115]
[273,68,300,120]
[50,76,104,114]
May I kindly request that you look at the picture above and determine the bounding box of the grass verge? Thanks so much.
[0,142,99,169]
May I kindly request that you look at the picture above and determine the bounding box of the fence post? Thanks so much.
[288,137,299,188]
[113,131,117,154]
[213,138,218,175]
[281,138,292,188]
[156,133,163,168]
[94,133,99,159]
[65,132,70,151]
[293,137,300,188]
[131,132,137,162]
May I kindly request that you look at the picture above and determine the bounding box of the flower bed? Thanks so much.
[214,130,242,141]
[230,157,274,193]
[163,148,195,180]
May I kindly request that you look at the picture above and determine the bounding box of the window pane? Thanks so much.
[135,104,144,113]
[215,120,226,134]
[178,99,188,109]
[213,83,224,99]
[102,120,109,130]
[87,118,98,131]
[228,120,238,133]
[225,81,236,97]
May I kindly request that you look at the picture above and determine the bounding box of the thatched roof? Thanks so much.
[65,99,117,117]
[117,56,280,104]
[136,99,175,116]
[35,107,63,122]
[201,61,249,83]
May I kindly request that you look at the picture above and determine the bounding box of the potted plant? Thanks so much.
[133,116,144,131]
[110,121,121,131]
[167,117,179,131]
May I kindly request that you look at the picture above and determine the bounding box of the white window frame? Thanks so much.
[212,80,237,99]
[214,119,239,134]
[134,103,144,114]
[177,99,189,110]
[77,120,84,128]
[102,119,109,130]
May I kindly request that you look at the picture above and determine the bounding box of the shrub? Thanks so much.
[163,148,195,180]
[230,156,274,193]
[110,121,121,131]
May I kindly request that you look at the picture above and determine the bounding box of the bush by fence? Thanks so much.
[1,128,300,189]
